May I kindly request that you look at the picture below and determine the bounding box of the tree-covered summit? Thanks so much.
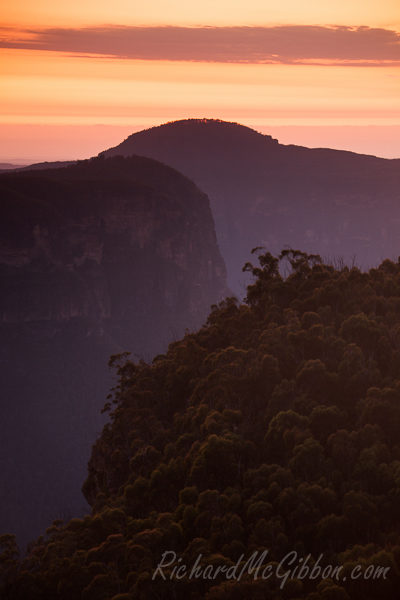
[2,249,400,599]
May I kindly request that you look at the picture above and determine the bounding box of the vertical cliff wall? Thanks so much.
[0,155,228,546]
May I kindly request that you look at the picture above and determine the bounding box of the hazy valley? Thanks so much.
[1,120,400,599]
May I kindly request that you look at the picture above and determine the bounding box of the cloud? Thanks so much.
[1,24,400,65]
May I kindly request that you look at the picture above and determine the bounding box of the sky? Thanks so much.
[1,1,399,163]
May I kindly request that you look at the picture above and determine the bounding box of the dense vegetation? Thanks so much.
[2,249,400,599]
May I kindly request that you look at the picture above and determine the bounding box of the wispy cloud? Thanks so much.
[1,25,400,65]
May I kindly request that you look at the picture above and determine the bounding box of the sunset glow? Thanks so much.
[1,1,399,161]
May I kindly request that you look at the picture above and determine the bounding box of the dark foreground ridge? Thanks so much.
[2,249,400,599]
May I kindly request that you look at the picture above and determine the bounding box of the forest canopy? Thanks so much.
[2,249,400,599]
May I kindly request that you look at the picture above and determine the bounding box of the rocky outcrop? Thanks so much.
[0,155,227,546]
[0,155,226,341]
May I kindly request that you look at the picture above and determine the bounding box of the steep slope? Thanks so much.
[0,155,227,546]
[3,250,400,599]
[102,118,400,296]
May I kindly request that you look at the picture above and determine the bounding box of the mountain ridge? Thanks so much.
[103,118,399,163]
[101,118,400,295]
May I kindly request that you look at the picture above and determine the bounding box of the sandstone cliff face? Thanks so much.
[0,155,226,341]
[0,155,227,546]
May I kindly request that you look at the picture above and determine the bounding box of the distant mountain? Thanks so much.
[0,160,77,173]
[0,155,227,547]
[102,118,400,296]
[17,160,77,171]
[0,163,25,171]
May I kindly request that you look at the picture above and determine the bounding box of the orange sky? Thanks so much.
[1,1,399,162]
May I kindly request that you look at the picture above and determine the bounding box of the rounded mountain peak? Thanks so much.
[101,118,278,159]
